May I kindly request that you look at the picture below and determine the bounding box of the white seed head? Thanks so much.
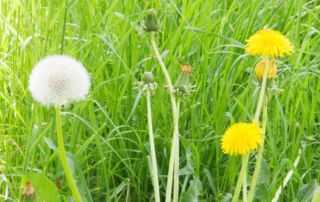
[29,55,91,106]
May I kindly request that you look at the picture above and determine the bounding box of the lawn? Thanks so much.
[0,0,319,201]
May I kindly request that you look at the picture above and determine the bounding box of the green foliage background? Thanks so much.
[0,0,319,201]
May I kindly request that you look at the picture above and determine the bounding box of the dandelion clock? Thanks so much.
[29,55,90,106]
[29,55,90,202]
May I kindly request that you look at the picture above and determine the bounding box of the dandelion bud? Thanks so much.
[255,59,277,80]
[174,64,192,96]
[139,71,157,93]
[22,180,35,200]
[144,9,159,32]
[181,63,192,74]
[28,55,91,106]
[142,72,155,84]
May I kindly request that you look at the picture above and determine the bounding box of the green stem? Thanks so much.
[243,164,248,202]
[173,99,181,202]
[232,155,249,202]
[146,89,161,202]
[248,94,268,202]
[248,59,270,201]
[150,32,174,93]
[253,59,270,122]
[150,32,179,202]
[165,127,178,202]
[55,106,82,202]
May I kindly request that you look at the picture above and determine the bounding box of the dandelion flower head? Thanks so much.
[29,55,90,106]
[246,29,293,58]
[221,122,262,156]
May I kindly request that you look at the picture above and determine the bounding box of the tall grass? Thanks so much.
[0,0,319,201]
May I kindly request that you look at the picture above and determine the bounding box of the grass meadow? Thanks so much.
[0,0,319,201]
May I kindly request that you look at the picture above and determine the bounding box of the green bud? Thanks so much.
[142,71,155,84]
[144,9,159,32]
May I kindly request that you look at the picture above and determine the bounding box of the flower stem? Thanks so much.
[165,136,176,202]
[248,94,268,202]
[150,32,179,202]
[253,59,270,122]
[173,99,181,202]
[248,59,270,201]
[150,32,174,94]
[146,89,161,202]
[55,106,82,202]
[243,164,248,202]
[232,155,249,202]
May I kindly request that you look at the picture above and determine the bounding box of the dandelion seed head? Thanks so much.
[246,29,293,58]
[29,55,90,106]
[221,122,262,156]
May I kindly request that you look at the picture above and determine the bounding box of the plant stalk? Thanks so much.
[150,32,175,94]
[55,106,82,202]
[146,89,161,202]
[232,155,249,202]
[173,99,181,202]
[243,163,248,202]
[248,59,270,201]
[248,94,268,202]
[150,32,180,202]
[253,59,270,122]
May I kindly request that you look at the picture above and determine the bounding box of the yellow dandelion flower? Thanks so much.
[221,122,262,156]
[255,59,277,80]
[246,29,293,58]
